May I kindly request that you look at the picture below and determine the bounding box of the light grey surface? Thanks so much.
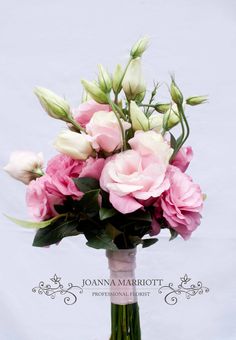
[0,0,236,339]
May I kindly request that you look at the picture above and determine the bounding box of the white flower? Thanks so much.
[130,101,149,131]
[128,130,173,165]
[54,130,93,160]
[4,151,44,184]
[122,58,146,100]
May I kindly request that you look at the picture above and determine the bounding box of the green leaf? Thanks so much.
[105,223,122,240]
[33,219,80,247]
[170,132,177,150]
[169,228,178,241]
[142,238,158,248]
[4,213,67,229]
[129,236,142,247]
[127,210,152,222]
[73,177,99,193]
[78,189,100,217]
[86,230,118,250]
[99,207,117,220]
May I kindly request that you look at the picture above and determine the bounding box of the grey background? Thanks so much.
[0,0,236,339]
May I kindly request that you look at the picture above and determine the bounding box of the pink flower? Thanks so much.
[171,146,193,172]
[26,175,63,221]
[100,150,170,214]
[160,165,203,239]
[46,154,104,197]
[26,154,105,221]
[72,100,110,127]
[129,131,173,165]
[86,111,131,153]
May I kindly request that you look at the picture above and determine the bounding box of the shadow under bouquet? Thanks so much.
[4,37,206,340]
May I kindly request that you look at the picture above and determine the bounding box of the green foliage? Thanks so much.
[33,218,80,247]
[73,177,99,193]
[4,213,66,229]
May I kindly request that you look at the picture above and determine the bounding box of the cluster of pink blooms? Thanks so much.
[24,100,203,240]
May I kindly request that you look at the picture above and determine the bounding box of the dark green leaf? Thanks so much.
[105,223,122,240]
[78,189,100,217]
[170,132,177,150]
[33,219,80,247]
[73,177,99,193]
[169,228,178,241]
[142,238,158,248]
[99,207,117,220]
[127,210,152,222]
[86,230,118,250]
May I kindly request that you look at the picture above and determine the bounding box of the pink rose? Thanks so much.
[72,100,110,127]
[171,146,193,172]
[86,111,131,153]
[160,165,203,239]
[26,175,63,221]
[100,150,170,214]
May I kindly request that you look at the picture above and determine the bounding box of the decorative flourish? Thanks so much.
[158,274,209,305]
[32,274,83,305]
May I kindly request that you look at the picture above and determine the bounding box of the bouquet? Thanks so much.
[4,37,206,340]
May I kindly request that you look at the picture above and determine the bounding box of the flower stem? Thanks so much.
[107,96,127,151]
[110,303,141,340]
[67,116,85,132]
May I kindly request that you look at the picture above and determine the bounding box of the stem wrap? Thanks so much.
[106,249,137,305]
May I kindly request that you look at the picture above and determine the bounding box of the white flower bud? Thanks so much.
[98,64,112,93]
[130,101,149,131]
[54,130,93,160]
[81,79,108,104]
[163,104,180,130]
[34,87,71,121]
[130,36,149,58]
[4,151,44,184]
[122,58,146,100]
[112,64,123,94]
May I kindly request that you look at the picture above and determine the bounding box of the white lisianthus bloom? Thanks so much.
[128,130,173,165]
[54,130,93,160]
[4,151,44,184]
[122,58,146,100]
[130,101,149,131]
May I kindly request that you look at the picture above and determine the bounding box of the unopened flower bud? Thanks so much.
[130,101,149,131]
[112,64,123,94]
[122,58,146,100]
[170,79,183,105]
[98,64,112,93]
[81,79,108,104]
[54,130,93,160]
[34,87,71,121]
[186,96,208,106]
[154,103,171,113]
[130,36,149,58]
[163,104,180,130]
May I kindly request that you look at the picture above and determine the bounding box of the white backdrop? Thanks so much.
[0,0,236,339]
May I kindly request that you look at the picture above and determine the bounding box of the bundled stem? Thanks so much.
[110,303,141,340]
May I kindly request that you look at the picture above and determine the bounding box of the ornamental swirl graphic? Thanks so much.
[158,274,209,305]
[32,274,83,305]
